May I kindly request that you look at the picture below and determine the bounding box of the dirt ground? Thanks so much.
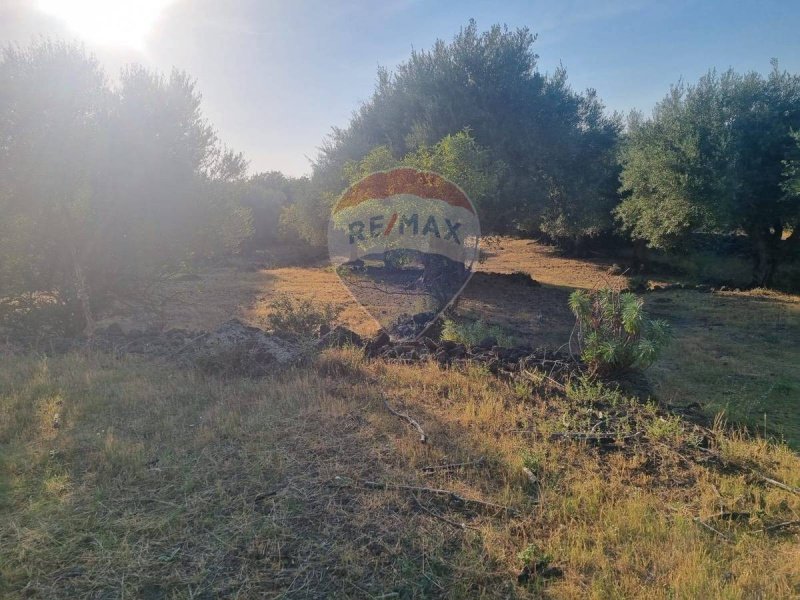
[145,238,624,346]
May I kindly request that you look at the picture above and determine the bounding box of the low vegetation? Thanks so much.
[263,294,343,339]
[1,349,799,598]
[569,288,671,375]
[440,317,519,348]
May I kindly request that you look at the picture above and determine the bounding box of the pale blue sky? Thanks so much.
[2,0,799,176]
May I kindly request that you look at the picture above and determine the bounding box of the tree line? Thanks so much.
[280,21,800,288]
[2,23,800,334]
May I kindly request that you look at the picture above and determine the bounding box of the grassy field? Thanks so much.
[2,239,799,598]
[124,238,800,447]
[1,349,799,598]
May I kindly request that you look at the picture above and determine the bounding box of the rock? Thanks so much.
[477,336,497,349]
[317,325,363,349]
[365,330,391,357]
[178,319,302,376]
[421,337,439,352]
[389,312,436,339]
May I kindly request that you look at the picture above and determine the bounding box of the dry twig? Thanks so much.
[332,476,520,516]
[411,493,480,530]
[549,431,642,443]
[420,457,485,474]
[383,397,427,443]
[758,519,800,533]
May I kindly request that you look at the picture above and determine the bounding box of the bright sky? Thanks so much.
[2,0,799,176]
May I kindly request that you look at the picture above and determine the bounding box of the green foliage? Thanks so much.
[0,41,251,334]
[783,130,800,200]
[288,20,620,248]
[265,295,343,339]
[440,318,518,348]
[644,414,685,442]
[517,543,551,565]
[617,63,800,286]
[341,130,506,230]
[565,375,625,406]
[569,289,671,374]
[239,171,312,253]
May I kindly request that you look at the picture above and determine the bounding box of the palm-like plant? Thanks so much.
[569,288,671,375]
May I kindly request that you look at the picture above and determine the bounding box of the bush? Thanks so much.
[440,318,518,348]
[264,295,342,339]
[568,288,670,375]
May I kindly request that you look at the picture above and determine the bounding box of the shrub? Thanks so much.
[265,295,342,339]
[568,288,670,375]
[440,318,518,348]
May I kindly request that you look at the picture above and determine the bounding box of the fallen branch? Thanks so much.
[695,447,800,496]
[758,519,800,533]
[383,397,427,443]
[420,457,485,474]
[411,493,480,530]
[333,476,519,516]
[164,331,210,359]
[755,474,800,496]
[549,431,642,443]
[692,516,733,543]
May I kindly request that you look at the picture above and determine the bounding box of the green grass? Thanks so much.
[441,317,519,347]
[644,289,800,447]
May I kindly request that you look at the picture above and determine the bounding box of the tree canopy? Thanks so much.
[617,64,800,285]
[287,20,620,250]
[0,41,251,334]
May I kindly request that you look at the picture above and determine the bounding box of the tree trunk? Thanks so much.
[631,239,649,272]
[785,227,800,259]
[72,250,95,337]
[750,225,782,288]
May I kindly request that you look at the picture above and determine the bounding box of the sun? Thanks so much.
[38,0,175,51]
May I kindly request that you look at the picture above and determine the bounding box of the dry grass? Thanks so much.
[12,238,789,596]
[129,239,800,448]
[1,348,799,598]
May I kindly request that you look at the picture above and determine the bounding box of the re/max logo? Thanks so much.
[348,213,462,244]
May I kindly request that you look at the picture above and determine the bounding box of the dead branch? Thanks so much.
[755,474,800,495]
[411,493,481,530]
[758,519,800,533]
[549,431,642,443]
[383,397,427,443]
[692,516,733,543]
[420,457,485,474]
[333,476,520,516]
[695,447,800,497]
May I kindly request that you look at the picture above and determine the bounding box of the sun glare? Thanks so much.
[38,0,174,51]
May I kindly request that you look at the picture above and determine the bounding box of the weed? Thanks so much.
[645,414,685,442]
[264,294,343,338]
[441,317,518,347]
[565,375,624,406]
